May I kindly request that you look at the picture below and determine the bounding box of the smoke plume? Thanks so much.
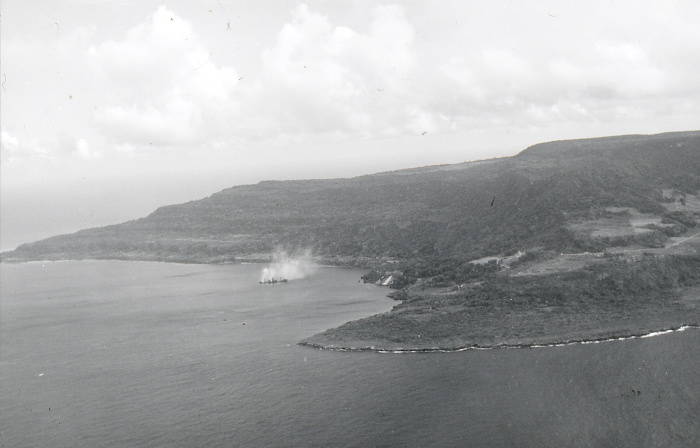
[260,249,317,282]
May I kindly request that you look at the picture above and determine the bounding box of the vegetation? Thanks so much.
[4,131,699,264]
[303,255,700,350]
[664,211,697,228]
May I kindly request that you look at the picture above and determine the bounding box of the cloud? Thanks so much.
[247,3,426,137]
[88,6,240,147]
[86,3,435,145]
[72,138,101,160]
[241,3,698,138]
[1,131,19,153]
[94,99,202,146]
[1,131,51,163]
[4,1,700,165]
[2,130,100,164]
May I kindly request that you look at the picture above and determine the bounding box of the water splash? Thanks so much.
[260,249,317,283]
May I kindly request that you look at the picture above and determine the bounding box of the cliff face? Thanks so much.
[4,131,700,264]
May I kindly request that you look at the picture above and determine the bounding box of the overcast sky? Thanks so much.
[2,0,700,250]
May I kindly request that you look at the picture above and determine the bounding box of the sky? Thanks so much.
[2,0,700,250]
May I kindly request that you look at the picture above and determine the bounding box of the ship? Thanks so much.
[259,278,288,285]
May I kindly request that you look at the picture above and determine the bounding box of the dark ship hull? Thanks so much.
[259,278,288,285]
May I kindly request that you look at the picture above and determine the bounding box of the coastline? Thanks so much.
[300,255,700,354]
[0,253,380,269]
[0,255,355,269]
[6,256,700,356]
[299,324,700,353]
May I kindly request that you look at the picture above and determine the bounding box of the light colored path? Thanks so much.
[667,230,700,248]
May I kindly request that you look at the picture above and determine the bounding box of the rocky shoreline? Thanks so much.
[299,324,699,353]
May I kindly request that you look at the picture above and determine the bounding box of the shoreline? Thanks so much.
[299,324,700,353]
[0,255,371,271]
[7,257,699,356]
[0,256,359,270]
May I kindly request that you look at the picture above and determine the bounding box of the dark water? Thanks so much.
[1,261,699,448]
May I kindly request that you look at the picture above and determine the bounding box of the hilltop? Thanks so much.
[5,130,700,264]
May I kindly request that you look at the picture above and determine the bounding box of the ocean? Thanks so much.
[1,260,698,447]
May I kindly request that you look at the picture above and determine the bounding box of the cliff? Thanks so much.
[4,131,700,264]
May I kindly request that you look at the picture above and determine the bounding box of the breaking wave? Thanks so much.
[301,325,699,353]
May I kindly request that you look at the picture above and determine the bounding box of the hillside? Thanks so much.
[5,130,700,264]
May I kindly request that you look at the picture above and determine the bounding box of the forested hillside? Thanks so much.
[4,131,700,264]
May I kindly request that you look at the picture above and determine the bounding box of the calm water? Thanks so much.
[1,261,699,448]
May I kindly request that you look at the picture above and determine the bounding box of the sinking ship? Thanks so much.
[259,278,288,285]
[259,266,289,284]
